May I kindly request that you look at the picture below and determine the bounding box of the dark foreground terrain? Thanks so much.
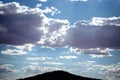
[18,70,101,80]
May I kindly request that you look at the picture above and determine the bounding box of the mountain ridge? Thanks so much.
[17,70,101,80]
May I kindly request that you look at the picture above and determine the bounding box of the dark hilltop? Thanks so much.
[18,70,101,80]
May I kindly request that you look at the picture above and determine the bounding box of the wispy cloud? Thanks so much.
[27,57,53,61]
[43,61,64,65]
[70,0,101,2]
[59,55,78,59]
[70,0,88,2]
[23,65,61,75]
[1,44,34,55]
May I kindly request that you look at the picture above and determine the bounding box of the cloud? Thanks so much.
[69,47,113,57]
[1,44,34,55]
[0,64,18,73]
[0,2,45,45]
[23,65,42,74]
[42,7,61,16]
[0,2,120,52]
[43,61,63,65]
[30,62,39,66]
[27,57,53,61]
[91,17,120,26]
[94,63,120,80]
[59,55,78,59]
[74,60,96,66]
[39,0,47,2]
[23,65,61,75]
[0,2,67,47]
[74,61,120,79]
[37,18,69,47]
[1,49,27,55]
[65,17,120,49]
[70,0,101,2]
[70,0,88,2]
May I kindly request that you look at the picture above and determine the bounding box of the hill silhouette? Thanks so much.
[18,70,101,80]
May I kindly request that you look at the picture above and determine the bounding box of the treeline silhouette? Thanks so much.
[18,70,101,80]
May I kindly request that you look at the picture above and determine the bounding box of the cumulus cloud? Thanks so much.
[0,2,44,45]
[37,18,69,47]
[66,17,120,49]
[0,2,68,47]
[0,2,120,53]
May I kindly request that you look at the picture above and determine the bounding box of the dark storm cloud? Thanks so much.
[0,2,44,45]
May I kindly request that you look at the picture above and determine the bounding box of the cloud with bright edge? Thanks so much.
[0,2,120,56]
[39,0,47,2]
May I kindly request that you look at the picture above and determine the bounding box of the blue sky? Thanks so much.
[0,0,120,80]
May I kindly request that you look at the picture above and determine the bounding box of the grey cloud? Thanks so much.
[0,64,16,73]
[0,2,68,46]
[65,19,120,49]
[0,2,120,50]
[0,2,44,45]
[0,67,13,73]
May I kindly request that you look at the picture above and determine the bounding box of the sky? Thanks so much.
[0,0,120,80]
